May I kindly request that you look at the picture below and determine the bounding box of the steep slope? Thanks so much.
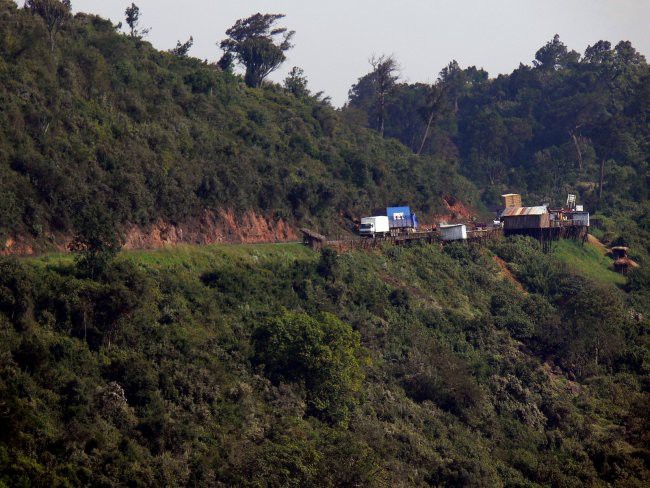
[0,1,478,252]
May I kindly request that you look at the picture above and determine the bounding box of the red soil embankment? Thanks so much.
[2,209,297,256]
[1,237,36,255]
[122,209,297,249]
[427,196,476,225]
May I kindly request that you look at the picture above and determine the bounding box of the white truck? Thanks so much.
[359,216,390,238]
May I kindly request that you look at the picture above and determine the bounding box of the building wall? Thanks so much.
[502,213,550,230]
[439,225,467,241]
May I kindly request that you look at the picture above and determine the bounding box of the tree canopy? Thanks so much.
[220,13,294,88]
[169,36,193,57]
[252,310,364,425]
[348,54,399,137]
[25,0,71,51]
[284,66,310,97]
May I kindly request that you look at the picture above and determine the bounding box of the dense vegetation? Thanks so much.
[1,239,648,486]
[0,0,475,246]
[1,2,650,486]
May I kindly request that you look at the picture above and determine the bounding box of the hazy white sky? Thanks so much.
[66,0,649,106]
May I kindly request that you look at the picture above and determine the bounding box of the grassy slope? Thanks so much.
[552,237,625,286]
[30,242,313,269]
[33,236,625,286]
[29,241,518,324]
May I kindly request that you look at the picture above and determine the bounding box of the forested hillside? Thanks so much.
[0,0,475,250]
[1,239,649,486]
[1,2,650,487]
[348,36,650,260]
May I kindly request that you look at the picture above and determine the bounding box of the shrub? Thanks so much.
[252,310,364,425]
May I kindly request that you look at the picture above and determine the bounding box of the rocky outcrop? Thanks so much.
[423,196,476,226]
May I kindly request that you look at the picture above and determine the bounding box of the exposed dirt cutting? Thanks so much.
[2,209,298,256]
[493,255,526,293]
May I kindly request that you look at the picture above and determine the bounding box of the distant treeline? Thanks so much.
[346,36,650,259]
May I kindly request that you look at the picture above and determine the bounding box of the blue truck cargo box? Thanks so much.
[387,206,412,219]
[386,206,418,230]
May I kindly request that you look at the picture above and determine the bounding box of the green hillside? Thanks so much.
[0,0,476,249]
[1,239,648,486]
[1,2,649,487]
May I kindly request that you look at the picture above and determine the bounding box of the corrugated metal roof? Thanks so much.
[500,206,548,217]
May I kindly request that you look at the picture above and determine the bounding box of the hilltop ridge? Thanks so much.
[0,0,477,253]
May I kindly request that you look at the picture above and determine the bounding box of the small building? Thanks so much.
[569,211,590,227]
[439,223,467,241]
[501,193,522,208]
[300,228,327,250]
[500,206,550,230]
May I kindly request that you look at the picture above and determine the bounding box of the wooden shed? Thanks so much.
[500,206,550,230]
[300,228,327,250]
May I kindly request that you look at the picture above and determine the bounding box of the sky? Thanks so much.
[65,0,650,106]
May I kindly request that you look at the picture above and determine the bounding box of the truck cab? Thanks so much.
[359,216,390,238]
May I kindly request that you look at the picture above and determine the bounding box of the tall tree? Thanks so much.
[219,13,294,88]
[533,34,579,71]
[124,3,149,38]
[348,55,399,137]
[25,0,71,52]
[69,206,122,280]
[416,60,469,155]
[416,83,447,155]
[438,60,466,112]
[370,55,399,137]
